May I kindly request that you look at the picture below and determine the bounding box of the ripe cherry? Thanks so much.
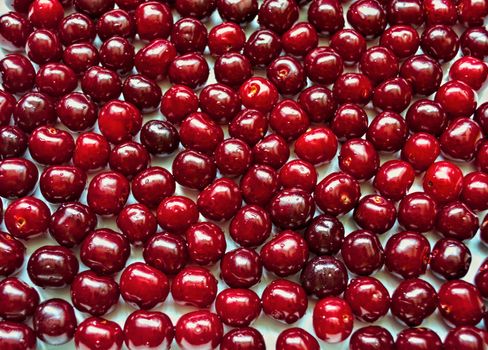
[87,171,130,216]
[4,196,50,240]
[301,256,348,298]
[353,194,396,234]
[185,222,226,265]
[33,299,77,345]
[0,232,25,276]
[373,160,415,201]
[350,326,394,350]
[395,328,443,350]
[220,248,262,288]
[74,317,124,350]
[276,328,320,350]
[175,311,223,350]
[345,276,390,323]
[262,279,308,324]
[215,288,261,327]
[0,277,39,322]
[230,205,271,248]
[171,266,217,308]
[398,192,437,232]
[124,310,174,350]
[143,232,188,275]
[341,229,384,276]
[423,161,463,204]
[313,297,354,343]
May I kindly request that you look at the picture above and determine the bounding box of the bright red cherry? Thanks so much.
[185,222,226,265]
[380,25,420,58]
[171,266,217,308]
[132,167,175,209]
[208,22,245,56]
[74,317,124,350]
[373,78,413,113]
[373,160,415,201]
[423,0,458,25]
[398,192,437,232]
[315,171,361,216]
[440,117,481,161]
[359,46,398,85]
[0,158,38,199]
[347,0,386,38]
[135,39,176,81]
[179,112,224,154]
[156,195,197,234]
[353,194,396,234]
[28,126,74,165]
[449,56,488,90]
[197,177,242,221]
[436,80,477,119]
[175,311,223,350]
[124,310,174,350]
[401,132,440,172]
[116,204,156,246]
[230,205,271,247]
[0,12,32,51]
[294,127,337,165]
[282,22,318,57]
[143,232,188,275]
[160,85,198,124]
[215,288,261,327]
[395,328,443,350]
[168,53,209,89]
[4,196,50,240]
[338,139,379,182]
[36,63,77,98]
[240,164,279,206]
[87,171,130,216]
[423,161,463,203]
[49,203,96,248]
[276,328,320,350]
[0,277,39,322]
[33,299,76,345]
[40,166,86,203]
[0,321,37,350]
[134,2,172,41]
[278,159,317,193]
[262,279,308,324]
[28,0,64,29]
[367,112,408,153]
[297,86,337,123]
[229,109,268,146]
[73,132,111,172]
[345,276,390,323]
[313,297,354,343]
[333,73,373,106]
[461,171,488,211]
[98,100,141,144]
[239,77,279,113]
[220,248,262,288]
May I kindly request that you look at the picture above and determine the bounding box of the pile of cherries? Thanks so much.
[0,0,487,348]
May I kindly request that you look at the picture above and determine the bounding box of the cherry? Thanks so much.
[462,171,488,211]
[33,299,76,345]
[179,112,224,154]
[217,0,258,23]
[331,104,368,141]
[156,195,197,234]
[384,231,431,279]
[240,164,279,206]
[330,29,366,65]
[0,12,32,51]
[143,232,188,275]
[97,9,135,41]
[345,276,390,322]
[71,270,119,316]
[124,310,174,350]
[0,54,36,94]
[367,112,408,153]
[475,141,488,173]
[458,0,488,26]
[373,160,415,201]
[230,205,271,247]
[438,280,485,326]
[476,258,488,297]
[197,177,242,221]
[27,245,78,288]
[56,93,97,132]
[215,53,252,87]
[80,229,130,275]
[62,43,98,74]
[73,0,115,17]
[168,53,209,89]
[175,311,223,350]
[172,150,216,190]
[28,0,64,29]
[28,126,74,165]
[341,229,384,276]
[134,1,172,41]
[430,238,471,280]
[261,230,308,277]
[373,78,413,113]
[438,80,478,119]
[444,326,488,350]
[380,25,420,59]
[347,0,386,38]
[258,0,299,34]
[239,77,279,113]
[116,204,156,246]
[333,73,373,105]
[199,83,241,124]
[315,171,361,216]
[391,278,438,326]
[262,279,308,324]
[243,29,282,67]
[350,326,394,350]
[297,86,337,123]
[229,109,268,146]
[0,277,39,322]
[305,214,344,256]
[208,22,245,56]
[0,91,15,127]
[171,266,217,308]
[436,201,479,240]
[406,99,447,135]
[397,192,437,232]
[74,317,124,350]
[460,27,488,60]
[0,321,37,350]
[269,188,315,229]
[135,39,177,81]
[36,63,77,98]
[170,18,207,54]
[276,328,320,350]
[174,0,217,19]
[185,222,226,265]
[278,160,317,193]
[160,84,199,124]
[48,203,95,248]
[0,232,25,276]
[25,29,61,64]
[295,127,337,165]
[132,167,175,209]
[5,0,33,13]
[215,288,261,327]
[440,117,481,161]
[99,37,135,75]
[423,0,458,25]
[109,141,149,178]
[400,54,443,96]
[353,194,396,234]
[401,132,440,172]
[98,100,141,144]
[73,132,111,172]
[339,139,379,181]
[114,0,142,11]
[282,22,318,57]
[481,215,488,246]
[307,0,344,35]
[220,247,262,288]
[81,66,122,104]
[313,297,354,343]
[0,158,38,199]
[301,256,348,298]
[4,196,50,240]
[421,25,459,62]
[221,327,265,350]
[58,13,95,45]
[0,126,28,160]
[40,166,86,203]
[423,161,463,203]
[395,328,443,350]
[267,56,306,96]
[87,171,129,215]
[449,56,488,91]
[360,46,398,85]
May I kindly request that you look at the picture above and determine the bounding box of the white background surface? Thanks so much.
[1,0,488,349]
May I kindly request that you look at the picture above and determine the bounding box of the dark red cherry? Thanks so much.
[243,29,282,67]
[63,41,98,73]
[345,277,390,322]
[360,46,398,85]
[33,299,76,345]
[267,56,306,96]
[132,167,175,209]
[73,132,110,172]
[140,120,179,155]
[353,194,396,234]
[444,326,488,350]
[0,91,15,127]
[367,111,408,153]
[0,54,36,94]
[268,188,315,230]
[304,47,344,86]
[168,53,209,89]
[239,77,279,113]
[341,229,384,276]
[81,66,122,104]
[121,75,161,114]
[214,52,252,87]
[338,138,379,181]
[333,73,373,106]
[315,171,361,216]
[423,161,463,203]
[297,86,337,123]
[109,141,149,178]
[461,171,488,212]
[430,238,471,280]
[40,166,86,203]
[143,232,188,275]
[421,25,459,62]
[229,109,268,146]
[197,177,242,221]
[374,160,415,201]
[350,326,394,350]
[423,0,458,25]
[0,12,32,51]
[397,192,437,232]
[171,266,218,308]
[49,203,96,248]
[0,277,39,322]
[330,29,366,65]
[400,54,443,96]
[458,0,488,26]
[215,288,261,327]
[179,112,224,154]
[170,17,208,54]
[58,13,95,45]
[401,132,440,172]
[380,25,420,59]
[174,0,217,19]
[97,9,135,41]
[220,247,262,288]
[305,214,344,256]
[395,328,443,350]
[36,63,77,98]
[460,27,488,60]
[258,0,298,34]
[331,104,369,141]
[0,158,38,199]
[124,310,174,350]
[373,78,413,113]
[217,0,258,23]
[440,117,481,161]
[185,222,226,265]
[278,159,317,193]
[347,0,386,38]
[313,297,354,343]
[134,39,176,81]
[475,140,488,172]
[172,150,216,190]
[301,256,348,298]
[276,328,320,350]
[282,22,318,57]
[307,0,344,36]
[406,99,447,135]
[221,328,265,350]
[0,232,25,276]
[0,126,27,160]
[208,22,246,56]
[262,279,308,324]
[230,205,271,247]
[199,83,241,124]
[134,1,172,41]
[436,201,479,240]
[74,317,123,350]
[87,171,129,215]
[26,29,61,64]
[160,84,198,124]
[476,258,488,298]
[73,0,115,17]
[4,196,50,240]
[116,204,156,246]
[56,93,97,132]
[0,321,36,350]
[175,311,223,350]
[99,37,135,75]
[240,164,279,206]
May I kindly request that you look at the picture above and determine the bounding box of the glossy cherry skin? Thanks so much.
[56,93,97,132]
[330,29,366,65]
[315,171,361,216]
[347,0,386,38]
[59,40,96,69]
[360,46,398,85]
[262,279,308,324]
[221,328,265,350]
[185,222,226,265]
[87,171,130,216]
[33,299,76,345]
[25,29,61,64]
[170,18,207,54]
[28,0,64,29]
[244,29,282,67]
[197,178,242,221]
[80,229,130,275]
[295,127,337,165]
[160,85,198,124]
[171,266,217,308]
[421,25,459,62]
[99,37,135,76]
[338,139,378,182]
[0,91,15,127]
[168,53,209,89]
[36,63,77,98]
[374,160,415,202]
[109,141,149,178]
[122,75,161,114]
[385,231,431,279]
[156,196,197,235]
[124,310,174,350]
[331,104,368,141]
[70,270,119,316]
[0,321,37,350]
[395,328,443,350]
[239,79,279,116]
[307,0,344,36]
[460,27,488,60]
[4,196,50,240]
[380,25,420,59]
[132,167,175,209]
[98,100,141,144]
[0,54,36,94]
[267,56,306,96]
[0,12,32,51]
[305,215,344,256]
[230,205,271,247]
[278,160,317,193]
[353,194,396,234]
[179,112,223,154]
[458,0,488,26]
[140,120,179,155]
[400,55,443,96]
[134,39,176,81]
[28,126,74,165]
[438,280,485,327]
[276,328,320,350]
[116,204,156,246]
[0,158,38,199]
[282,22,318,57]
[462,172,488,211]
[406,100,447,136]
[0,277,39,322]
[437,80,477,119]
[476,140,488,172]
[301,256,348,298]
[391,278,438,327]
[436,201,479,240]
[440,117,481,161]
[215,288,261,327]
[217,0,258,23]
[97,9,135,41]
[397,192,437,233]
[228,109,268,146]
[143,232,188,275]
[172,150,216,190]
[344,277,390,323]
[220,248,263,288]
[423,161,463,204]
[423,0,458,25]
[350,326,394,350]
[258,0,298,34]
[73,0,115,18]
[475,259,488,298]
[240,164,279,206]
[175,310,222,350]
[73,132,110,172]
[39,166,86,203]
[341,229,384,276]
[333,73,373,106]
[430,238,471,280]
[199,84,241,125]
[313,297,354,343]
[269,189,315,230]
[373,78,413,113]
[208,22,245,56]
[81,66,122,104]
[261,230,308,277]
[58,13,95,45]
[0,126,27,160]
[174,0,217,19]
[134,2,172,41]
[367,112,408,153]
[444,326,488,350]
[482,215,488,247]
[0,232,25,276]
[74,317,124,350]
[450,57,488,91]
[401,133,440,172]
[214,53,252,87]
[297,86,336,124]
[27,245,79,288]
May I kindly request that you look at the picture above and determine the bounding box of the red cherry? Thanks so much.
[28,0,64,29]
[276,328,320,350]
[170,18,208,54]
[430,238,471,280]
[367,112,408,153]
[97,9,135,41]
[344,276,390,322]
[278,160,317,193]
[197,177,242,221]
[338,138,379,181]
[134,1,172,41]
[74,317,124,350]
[135,39,176,81]
[229,109,268,146]
[185,222,226,265]
[258,0,298,34]
[230,205,271,247]
[81,66,122,104]
[267,56,306,96]
[305,214,344,256]
[374,160,415,201]
[307,0,344,36]
[124,310,174,350]
[372,78,413,113]
[174,0,217,19]
[436,201,479,240]
[301,256,348,298]
[449,56,488,90]
[331,104,369,141]
[350,326,394,350]
[49,203,97,248]
[461,171,488,211]
[360,46,398,85]
[87,171,130,216]
[333,73,373,106]
[4,196,50,240]
[0,277,39,322]
[199,84,241,125]
[262,279,308,324]
[220,248,263,288]
[440,117,482,161]
[243,29,282,67]
[143,232,188,275]
[315,171,361,216]
[179,112,223,154]
[56,93,98,132]
[221,328,265,350]
[208,22,245,56]
[0,232,25,276]
[171,266,217,308]
[25,29,61,64]
[423,161,463,204]
[268,188,315,230]
[460,27,488,60]
[0,126,28,160]
[73,132,111,172]
[214,138,252,177]
[172,150,216,190]
[175,311,223,350]
[73,0,115,18]
[395,328,443,350]
[132,167,175,209]
[215,53,252,87]
[0,54,36,94]
[168,53,209,89]
[58,13,95,45]
[380,25,420,59]
[33,299,76,345]
[40,166,86,203]
[217,0,258,23]
[0,158,38,199]
[304,47,343,85]
[215,288,261,327]
[239,77,279,113]
[282,22,318,57]
[421,25,459,62]
[401,132,440,172]
[347,0,386,38]
[0,12,32,51]
[406,99,447,136]
[295,127,337,165]
[444,326,488,350]
[330,29,366,65]
[313,297,354,343]
[397,192,437,232]
[252,134,290,169]
[98,100,141,144]
[116,204,156,246]
[353,194,396,234]
[0,321,37,350]
[341,229,384,276]
[400,54,443,96]
[109,141,149,178]
[28,126,74,165]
